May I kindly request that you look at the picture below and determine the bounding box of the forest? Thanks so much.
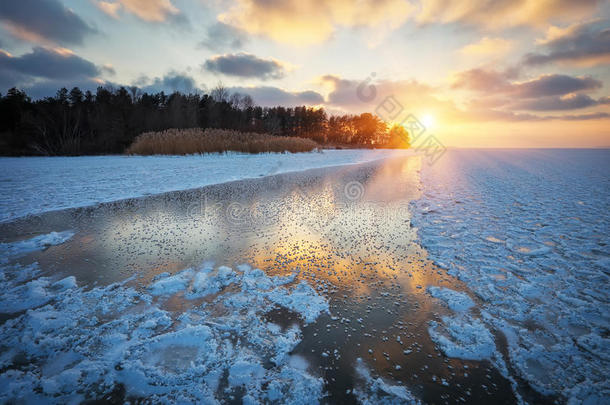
[0,85,410,156]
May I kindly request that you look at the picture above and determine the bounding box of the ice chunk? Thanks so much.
[427,286,475,312]
[428,315,496,360]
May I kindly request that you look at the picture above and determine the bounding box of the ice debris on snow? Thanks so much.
[0,231,76,313]
[0,261,330,403]
[412,150,610,402]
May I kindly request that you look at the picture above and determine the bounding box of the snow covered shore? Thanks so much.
[0,150,411,222]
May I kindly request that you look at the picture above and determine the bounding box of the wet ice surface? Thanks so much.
[412,149,610,404]
[0,157,521,404]
[0,149,412,222]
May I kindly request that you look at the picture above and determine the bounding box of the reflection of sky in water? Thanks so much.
[8,157,523,403]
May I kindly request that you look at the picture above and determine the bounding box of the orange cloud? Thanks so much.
[416,0,600,29]
[460,37,513,56]
[95,1,121,19]
[1,21,55,47]
[219,0,414,45]
[94,0,180,22]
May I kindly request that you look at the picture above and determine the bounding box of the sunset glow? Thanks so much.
[0,0,608,147]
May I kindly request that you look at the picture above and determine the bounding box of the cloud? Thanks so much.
[137,72,198,93]
[524,20,610,66]
[95,1,122,19]
[416,0,600,29]
[451,68,514,92]
[453,69,602,98]
[559,112,610,120]
[509,93,608,111]
[228,86,324,106]
[0,0,96,46]
[459,37,513,56]
[320,74,437,110]
[219,0,414,45]
[452,67,608,119]
[101,64,116,76]
[93,0,181,23]
[16,78,107,99]
[199,22,247,51]
[204,53,288,80]
[0,47,100,83]
[512,74,602,98]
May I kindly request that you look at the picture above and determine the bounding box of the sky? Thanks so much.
[0,0,609,148]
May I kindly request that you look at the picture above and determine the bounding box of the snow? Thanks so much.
[412,149,610,403]
[0,150,411,222]
[0,231,330,403]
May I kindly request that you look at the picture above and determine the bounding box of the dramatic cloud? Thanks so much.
[137,72,198,93]
[416,0,600,29]
[452,67,608,119]
[228,86,324,107]
[459,37,513,56]
[0,47,100,82]
[94,0,181,22]
[512,74,602,98]
[453,69,602,98]
[200,22,247,52]
[219,0,414,45]
[524,20,610,67]
[204,53,288,80]
[509,93,608,111]
[0,0,96,45]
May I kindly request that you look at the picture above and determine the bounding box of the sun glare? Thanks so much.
[421,113,435,129]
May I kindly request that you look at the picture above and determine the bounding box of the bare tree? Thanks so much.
[210,81,229,103]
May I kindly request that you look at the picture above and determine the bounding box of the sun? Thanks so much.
[421,113,436,129]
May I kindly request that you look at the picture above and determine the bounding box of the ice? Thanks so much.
[148,268,195,296]
[428,315,496,360]
[0,230,74,262]
[427,286,475,312]
[0,232,76,313]
[353,358,421,404]
[188,265,238,298]
[267,280,329,323]
[0,276,76,313]
[0,262,329,403]
[0,150,413,222]
[411,149,610,402]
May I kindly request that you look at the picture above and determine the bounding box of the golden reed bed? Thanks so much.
[126,128,320,155]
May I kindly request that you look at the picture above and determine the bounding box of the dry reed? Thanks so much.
[126,128,320,155]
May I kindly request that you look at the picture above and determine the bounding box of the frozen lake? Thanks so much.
[0,149,608,403]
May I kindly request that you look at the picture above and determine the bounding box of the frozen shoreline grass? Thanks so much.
[126,128,320,155]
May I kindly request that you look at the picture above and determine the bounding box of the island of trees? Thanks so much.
[0,85,410,156]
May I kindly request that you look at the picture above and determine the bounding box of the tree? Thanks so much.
[0,84,409,156]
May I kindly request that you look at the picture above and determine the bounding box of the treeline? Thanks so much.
[0,85,410,156]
